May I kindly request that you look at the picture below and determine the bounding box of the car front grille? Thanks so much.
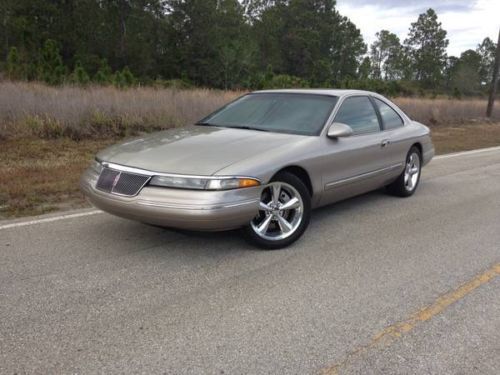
[96,167,150,196]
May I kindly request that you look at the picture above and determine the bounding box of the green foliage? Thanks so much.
[37,39,66,85]
[0,2,494,96]
[94,59,113,85]
[452,50,482,95]
[452,87,462,99]
[121,67,135,86]
[358,57,372,80]
[167,0,255,89]
[70,61,90,85]
[6,47,26,80]
[113,66,136,88]
[370,30,409,80]
[262,74,310,89]
[251,0,366,85]
[404,9,449,87]
[476,37,497,84]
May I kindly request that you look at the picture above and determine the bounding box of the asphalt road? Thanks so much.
[1,148,500,374]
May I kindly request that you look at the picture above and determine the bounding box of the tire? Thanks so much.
[386,146,422,197]
[244,172,311,249]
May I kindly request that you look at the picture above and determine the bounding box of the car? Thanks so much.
[80,89,434,249]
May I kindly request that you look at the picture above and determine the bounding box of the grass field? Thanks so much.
[1,81,499,140]
[1,81,500,219]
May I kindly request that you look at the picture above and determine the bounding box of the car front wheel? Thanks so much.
[244,172,311,249]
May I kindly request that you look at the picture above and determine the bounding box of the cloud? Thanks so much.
[337,0,500,56]
[339,0,475,12]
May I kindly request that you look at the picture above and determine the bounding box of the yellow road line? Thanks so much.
[321,263,500,375]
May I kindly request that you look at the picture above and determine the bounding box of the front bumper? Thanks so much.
[80,167,261,231]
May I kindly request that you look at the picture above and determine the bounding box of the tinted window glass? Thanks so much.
[199,93,338,136]
[374,98,404,130]
[334,96,380,134]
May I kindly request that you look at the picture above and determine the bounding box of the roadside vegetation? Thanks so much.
[1,82,499,141]
[1,82,499,219]
[1,3,498,98]
[0,82,239,140]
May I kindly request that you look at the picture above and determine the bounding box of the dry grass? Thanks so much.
[393,97,500,125]
[0,138,116,218]
[431,123,500,154]
[0,81,240,140]
[1,81,499,140]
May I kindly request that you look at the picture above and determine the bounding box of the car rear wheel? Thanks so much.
[387,146,422,197]
[244,172,311,249]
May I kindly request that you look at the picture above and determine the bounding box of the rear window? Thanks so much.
[373,98,404,130]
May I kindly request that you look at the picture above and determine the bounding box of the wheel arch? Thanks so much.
[411,142,423,156]
[271,165,313,197]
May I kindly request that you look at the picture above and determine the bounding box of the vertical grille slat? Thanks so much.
[96,167,150,196]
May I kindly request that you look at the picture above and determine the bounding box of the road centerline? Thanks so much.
[320,262,500,375]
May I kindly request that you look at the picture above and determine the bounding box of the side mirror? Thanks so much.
[327,122,353,139]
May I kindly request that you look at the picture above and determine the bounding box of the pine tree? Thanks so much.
[37,39,66,84]
[405,9,449,87]
[6,47,26,80]
[94,59,113,85]
[71,61,90,85]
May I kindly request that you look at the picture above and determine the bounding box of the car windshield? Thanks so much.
[198,93,338,136]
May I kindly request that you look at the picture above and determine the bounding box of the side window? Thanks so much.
[334,96,380,135]
[374,98,404,130]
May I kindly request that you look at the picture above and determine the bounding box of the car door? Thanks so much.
[319,95,396,206]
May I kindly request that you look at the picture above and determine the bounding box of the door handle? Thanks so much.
[381,139,391,148]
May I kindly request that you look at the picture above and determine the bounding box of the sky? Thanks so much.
[336,0,500,57]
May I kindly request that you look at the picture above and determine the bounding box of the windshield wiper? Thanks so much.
[196,121,218,126]
[196,122,269,132]
[232,126,269,132]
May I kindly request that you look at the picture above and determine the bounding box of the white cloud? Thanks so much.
[336,0,500,56]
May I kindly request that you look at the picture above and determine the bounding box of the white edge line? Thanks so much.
[434,145,500,160]
[0,210,102,230]
[1,145,499,230]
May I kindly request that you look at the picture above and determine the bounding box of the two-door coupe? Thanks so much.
[81,89,434,248]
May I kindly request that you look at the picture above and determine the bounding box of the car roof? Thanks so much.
[253,89,378,98]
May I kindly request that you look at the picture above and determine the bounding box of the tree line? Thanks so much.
[0,0,497,96]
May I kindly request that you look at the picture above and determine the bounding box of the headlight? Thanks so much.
[149,176,260,190]
[90,159,103,175]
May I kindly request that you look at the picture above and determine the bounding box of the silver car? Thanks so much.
[81,89,434,249]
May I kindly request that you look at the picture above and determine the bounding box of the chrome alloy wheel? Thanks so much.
[251,182,304,241]
[404,152,421,191]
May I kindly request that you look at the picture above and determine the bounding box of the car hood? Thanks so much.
[97,125,307,175]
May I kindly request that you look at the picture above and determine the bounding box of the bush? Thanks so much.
[37,39,66,85]
[113,66,136,88]
[94,59,113,85]
[70,61,90,85]
[6,47,26,80]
